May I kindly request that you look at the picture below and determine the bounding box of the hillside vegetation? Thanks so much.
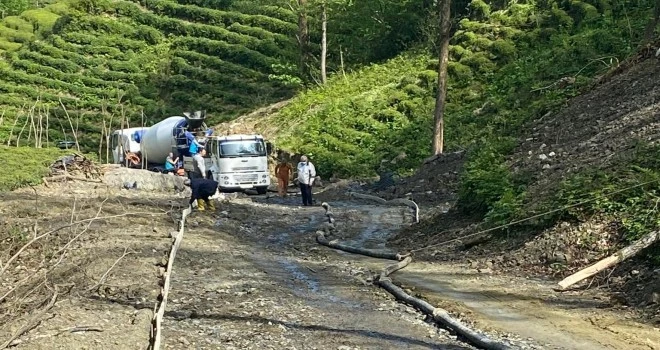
[275,1,654,177]
[0,0,300,151]
[224,0,660,264]
[0,0,431,154]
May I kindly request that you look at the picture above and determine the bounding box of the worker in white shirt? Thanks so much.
[297,155,316,206]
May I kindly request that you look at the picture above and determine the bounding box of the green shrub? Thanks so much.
[18,49,81,73]
[229,2,297,23]
[141,0,297,36]
[458,140,517,214]
[2,16,33,32]
[174,49,266,79]
[173,36,277,72]
[0,25,34,43]
[20,9,60,32]
[0,0,31,17]
[0,38,21,51]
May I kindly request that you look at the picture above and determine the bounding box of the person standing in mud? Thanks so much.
[184,177,218,212]
[297,155,316,206]
[275,159,293,197]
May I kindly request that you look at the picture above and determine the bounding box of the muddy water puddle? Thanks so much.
[274,256,364,309]
[343,206,410,250]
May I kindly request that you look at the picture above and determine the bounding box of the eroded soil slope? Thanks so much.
[0,178,188,349]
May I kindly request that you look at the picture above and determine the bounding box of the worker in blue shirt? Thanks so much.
[164,152,179,174]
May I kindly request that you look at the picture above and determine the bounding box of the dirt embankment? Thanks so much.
[0,166,189,349]
[379,54,660,324]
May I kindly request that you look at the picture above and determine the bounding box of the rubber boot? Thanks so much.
[197,200,206,211]
[208,200,216,211]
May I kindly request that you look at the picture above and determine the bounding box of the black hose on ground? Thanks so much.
[315,201,511,350]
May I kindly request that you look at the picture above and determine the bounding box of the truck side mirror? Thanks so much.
[266,142,273,154]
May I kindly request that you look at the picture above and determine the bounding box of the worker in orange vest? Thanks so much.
[275,160,293,197]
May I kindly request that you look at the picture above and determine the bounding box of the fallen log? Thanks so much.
[151,206,191,350]
[555,230,659,291]
[458,234,492,251]
[376,278,511,350]
[316,231,408,261]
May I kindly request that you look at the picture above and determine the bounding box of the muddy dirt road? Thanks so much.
[2,179,659,350]
[162,190,660,350]
[162,197,480,349]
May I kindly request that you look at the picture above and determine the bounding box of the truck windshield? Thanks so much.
[218,140,267,157]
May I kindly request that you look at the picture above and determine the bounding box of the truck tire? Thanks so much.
[256,186,268,195]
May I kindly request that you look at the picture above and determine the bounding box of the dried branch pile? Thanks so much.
[43,154,104,186]
[50,154,102,179]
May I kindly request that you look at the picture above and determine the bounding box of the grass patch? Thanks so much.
[0,146,68,191]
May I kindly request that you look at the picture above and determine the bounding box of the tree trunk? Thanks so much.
[297,0,309,79]
[643,0,660,44]
[321,2,327,84]
[555,230,659,291]
[432,0,452,155]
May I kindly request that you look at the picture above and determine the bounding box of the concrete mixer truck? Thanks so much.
[110,127,148,166]
[111,111,271,194]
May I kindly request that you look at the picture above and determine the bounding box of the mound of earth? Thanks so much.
[510,57,660,211]
[370,151,465,211]
[103,166,188,193]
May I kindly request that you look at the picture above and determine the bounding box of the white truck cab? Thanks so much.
[185,134,270,194]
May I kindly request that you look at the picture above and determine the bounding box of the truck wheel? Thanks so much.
[256,186,268,195]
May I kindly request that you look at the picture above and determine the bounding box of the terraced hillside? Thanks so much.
[0,0,298,151]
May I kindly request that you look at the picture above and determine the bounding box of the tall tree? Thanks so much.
[432,0,452,155]
[320,1,328,84]
[297,0,310,79]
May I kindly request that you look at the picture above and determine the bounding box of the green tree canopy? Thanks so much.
[0,0,31,17]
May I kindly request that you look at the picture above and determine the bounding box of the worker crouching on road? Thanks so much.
[184,177,219,212]
[297,155,316,206]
